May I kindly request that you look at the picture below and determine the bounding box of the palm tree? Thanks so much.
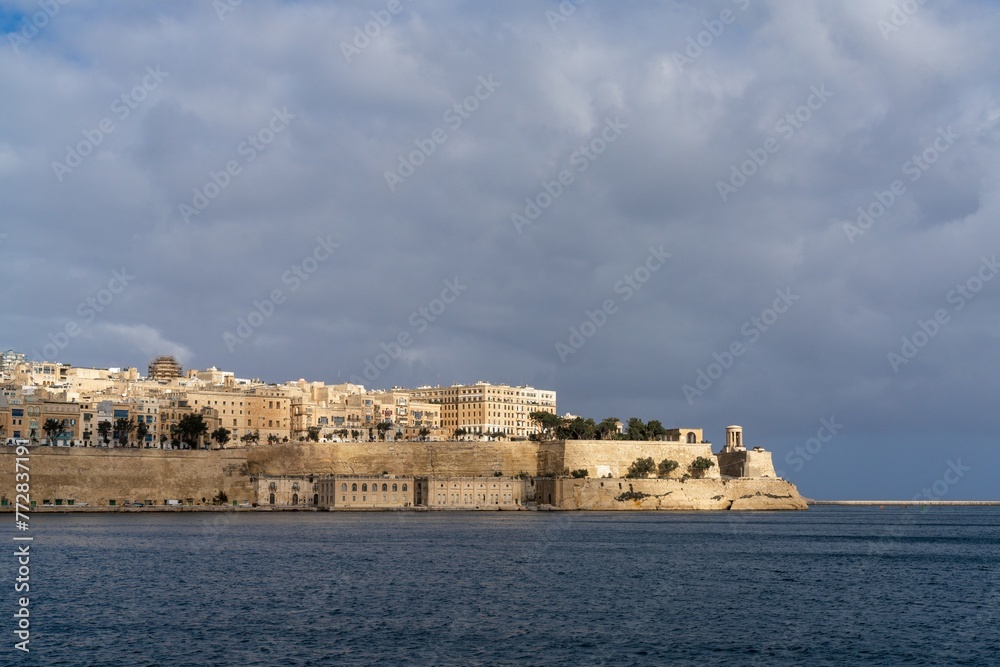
[113,417,136,447]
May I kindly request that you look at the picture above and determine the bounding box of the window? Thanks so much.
[341,483,347,492]
[352,483,357,492]
[382,483,388,492]
[362,484,368,492]
[392,483,397,492]
[402,483,407,492]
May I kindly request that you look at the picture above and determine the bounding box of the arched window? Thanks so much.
[392,483,398,492]
[313,494,318,505]
[382,483,388,492]
[269,493,275,505]
[687,432,697,444]
[341,483,347,492]
[402,483,408,492]
[292,493,298,505]
[352,483,357,492]
[362,484,368,492]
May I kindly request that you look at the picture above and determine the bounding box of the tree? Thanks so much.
[177,414,208,449]
[376,421,392,441]
[42,418,63,445]
[690,456,716,478]
[350,429,360,442]
[267,433,280,445]
[557,417,597,440]
[626,457,656,479]
[135,421,150,447]
[453,427,467,440]
[306,426,321,442]
[97,421,112,446]
[212,490,229,505]
[657,459,680,478]
[337,429,349,440]
[241,430,260,446]
[570,469,589,478]
[646,420,667,440]
[595,418,620,440]
[418,427,430,441]
[211,427,231,448]
[114,417,136,447]
[624,418,649,441]
[530,411,563,440]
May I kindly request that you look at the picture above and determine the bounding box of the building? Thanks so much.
[415,477,528,509]
[408,382,557,439]
[148,355,182,381]
[316,475,414,509]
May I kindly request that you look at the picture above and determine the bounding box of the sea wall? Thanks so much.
[0,447,253,506]
[534,477,807,510]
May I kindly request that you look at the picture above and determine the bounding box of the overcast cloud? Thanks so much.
[2,0,999,499]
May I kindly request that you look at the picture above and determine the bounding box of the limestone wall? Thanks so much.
[0,447,253,507]
[542,440,720,479]
[534,477,807,510]
[245,441,542,477]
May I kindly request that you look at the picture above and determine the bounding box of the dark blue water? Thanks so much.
[8,507,999,666]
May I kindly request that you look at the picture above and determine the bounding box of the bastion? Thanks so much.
[0,425,806,510]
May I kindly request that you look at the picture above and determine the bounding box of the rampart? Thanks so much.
[0,439,797,509]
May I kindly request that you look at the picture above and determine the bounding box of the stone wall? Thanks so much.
[717,448,777,478]
[540,440,720,479]
[534,477,807,510]
[245,441,542,477]
[0,447,253,507]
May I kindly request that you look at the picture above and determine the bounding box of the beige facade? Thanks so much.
[408,382,556,438]
[254,474,320,506]
[416,477,527,509]
[317,476,414,509]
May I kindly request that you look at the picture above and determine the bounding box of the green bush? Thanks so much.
[570,469,588,478]
[626,457,656,478]
[657,459,679,478]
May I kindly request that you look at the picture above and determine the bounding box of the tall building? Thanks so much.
[148,355,182,380]
[408,382,556,438]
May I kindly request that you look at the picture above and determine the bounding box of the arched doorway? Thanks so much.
[292,493,298,505]
[269,493,275,505]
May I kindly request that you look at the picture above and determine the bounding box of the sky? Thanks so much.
[2,0,998,500]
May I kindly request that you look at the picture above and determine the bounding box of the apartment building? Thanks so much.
[408,382,557,438]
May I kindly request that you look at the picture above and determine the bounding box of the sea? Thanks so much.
[8,506,999,666]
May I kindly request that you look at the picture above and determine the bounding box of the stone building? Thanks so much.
[317,475,414,509]
[148,355,183,380]
[407,382,556,439]
[415,477,528,509]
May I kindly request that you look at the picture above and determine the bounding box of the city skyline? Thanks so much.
[2,1,999,501]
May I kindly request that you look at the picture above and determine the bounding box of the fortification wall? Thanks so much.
[245,441,542,477]
[0,448,253,506]
[534,477,807,510]
[547,440,720,478]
